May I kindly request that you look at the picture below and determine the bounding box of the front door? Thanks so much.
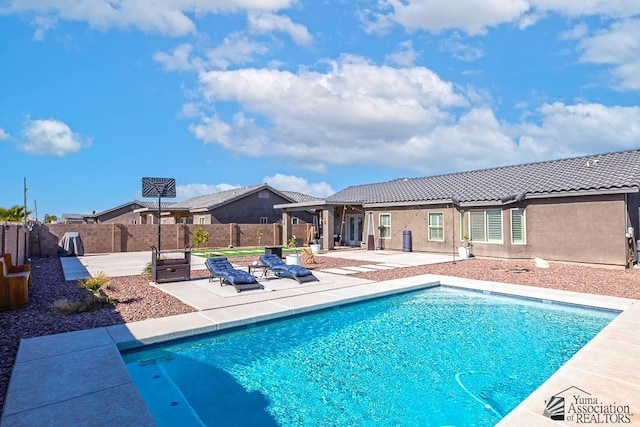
[346,215,363,246]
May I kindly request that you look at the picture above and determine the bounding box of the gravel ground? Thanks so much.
[1,254,639,412]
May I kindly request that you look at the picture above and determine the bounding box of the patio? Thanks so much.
[1,251,638,426]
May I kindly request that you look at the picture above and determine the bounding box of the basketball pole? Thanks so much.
[157,190,162,251]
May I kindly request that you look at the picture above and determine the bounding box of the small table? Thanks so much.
[249,263,270,279]
[264,246,283,258]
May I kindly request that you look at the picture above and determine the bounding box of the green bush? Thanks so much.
[192,226,210,248]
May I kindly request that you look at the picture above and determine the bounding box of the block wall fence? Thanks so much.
[25,223,313,257]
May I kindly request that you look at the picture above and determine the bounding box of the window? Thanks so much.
[260,217,268,224]
[511,209,526,244]
[379,214,391,239]
[132,219,137,224]
[459,211,466,241]
[292,217,299,225]
[469,210,503,243]
[199,217,205,225]
[428,212,444,241]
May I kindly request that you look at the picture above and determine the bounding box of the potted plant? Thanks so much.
[458,235,472,259]
[285,235,302,265]
[309,238,321,254]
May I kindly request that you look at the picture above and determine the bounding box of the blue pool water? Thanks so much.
[123,286,617,426]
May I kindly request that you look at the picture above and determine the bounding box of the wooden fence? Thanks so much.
[0,223,29,264]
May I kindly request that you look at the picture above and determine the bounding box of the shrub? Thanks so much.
[53,298,88,314]
[142,261,152,279]
[301,247,316,265]
[193,227,210,248]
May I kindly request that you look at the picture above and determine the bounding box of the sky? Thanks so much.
[1,1,639,218]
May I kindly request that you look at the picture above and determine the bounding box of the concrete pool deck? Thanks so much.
[1,254,639,426]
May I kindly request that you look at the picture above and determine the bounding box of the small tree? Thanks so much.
[192,226,209,248]
[44,214,58,223]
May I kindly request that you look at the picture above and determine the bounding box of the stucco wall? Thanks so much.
[211,192,312,224]
[361,194,632,266]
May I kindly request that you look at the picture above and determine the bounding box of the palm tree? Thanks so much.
[0,205,31,222]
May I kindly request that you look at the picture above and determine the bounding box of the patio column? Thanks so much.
[282,211,292,246]
[322,206,335,250]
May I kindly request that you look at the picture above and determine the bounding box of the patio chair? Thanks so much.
[259,254,319,283]
[204,257,264,293]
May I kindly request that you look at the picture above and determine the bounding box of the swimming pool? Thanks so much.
[123,286,618,426]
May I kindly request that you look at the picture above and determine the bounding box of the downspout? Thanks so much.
[624,193,636,267]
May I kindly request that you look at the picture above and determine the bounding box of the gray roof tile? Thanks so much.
[281,191,324,204]
[173,185,266,210]
[327,149,640,205]
[172,184,317,211]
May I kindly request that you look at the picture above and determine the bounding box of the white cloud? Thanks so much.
[559,22,588,41]
[19,118,91,156]
[32,15,57,40]
[179,102,202,119]
[438,33,484,62]
[205,33,269,70]
[153,43,195,71]
[576,19,640,90]
[379,0,530,35]
[263,174,335,197]
[5,0,297,38]
[190,55,468,171]
[154,35,268,73]
[176,183,239,199]
[248,12,313,47]
[528,0,640,18]
[190,53,640,175]
[0,128,10,140]
[516,102,640,155]
[385,40,419,67]
[189,112,271,156]
[371,0,640,37]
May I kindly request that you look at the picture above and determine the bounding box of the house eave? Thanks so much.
[362,200,450,209]
[274,201,334,210]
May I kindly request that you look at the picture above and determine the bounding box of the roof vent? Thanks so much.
[586,159,600,168]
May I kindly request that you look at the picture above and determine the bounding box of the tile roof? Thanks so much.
[172,184,315,211]
[327,149,640,205]
[173,184,266,210]
[94,200,177,217]
[280,191,324,204]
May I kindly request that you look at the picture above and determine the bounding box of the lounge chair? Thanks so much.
[259,254,319,283]
[204,257,264,293]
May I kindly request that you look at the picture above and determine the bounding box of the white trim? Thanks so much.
[428,211,444,241]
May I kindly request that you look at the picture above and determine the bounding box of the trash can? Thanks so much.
[402,230,412,252]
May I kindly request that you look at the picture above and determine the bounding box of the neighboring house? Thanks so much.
[61,213,95,224]
[90,184,315,225]
[89,200,178,224]
[276,149,640,267]
[171,184,315,225]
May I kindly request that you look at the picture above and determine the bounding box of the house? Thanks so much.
[91,184,317,225]
[276,149,640,267]
[60,213,94,224]
[91,200,177,224]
